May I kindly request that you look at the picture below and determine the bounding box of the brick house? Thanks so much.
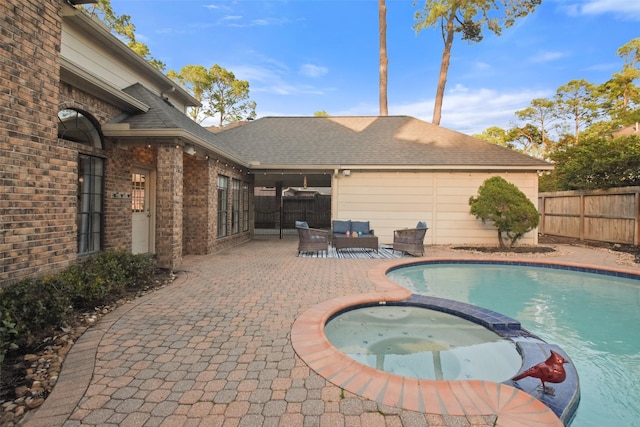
[1,1,252,285]
[1,1,551,286]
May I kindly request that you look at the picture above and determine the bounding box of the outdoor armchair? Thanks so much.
[393,221,428,256]
[296,221,330,255]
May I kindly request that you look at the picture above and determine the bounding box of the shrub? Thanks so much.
[57,262,112,309]
[0,250,157,349]
[107,251,156,291]
[0,309,19,364]
[61,251,156,309]
[469,176,540,247]
[0,277,72,347]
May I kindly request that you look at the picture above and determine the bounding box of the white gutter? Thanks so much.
[248,164,555,172]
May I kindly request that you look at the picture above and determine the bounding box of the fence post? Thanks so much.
[539,195,546,235]
[633,190,640,246]
[579,193,585,241]
[276,181,283,239]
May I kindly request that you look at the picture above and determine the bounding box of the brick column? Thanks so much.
[155,145,183,270]
[0,1,78,285]
[183,155,210,255]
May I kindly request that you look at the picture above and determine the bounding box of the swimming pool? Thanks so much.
[387,262,640,427]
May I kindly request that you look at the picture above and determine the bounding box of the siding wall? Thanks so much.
[61,13,189,111]
[332,171,539,246]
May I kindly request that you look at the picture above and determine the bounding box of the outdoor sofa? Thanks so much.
[331,220,375,240]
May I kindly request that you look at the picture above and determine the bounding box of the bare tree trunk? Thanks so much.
[432,11,456,125]
[379,0,388,116]
[574,106,580,143]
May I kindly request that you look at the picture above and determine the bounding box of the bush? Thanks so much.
[0,250,157,353]
[58,262,112,310]
[61,251,156,309]
[0,277,72,348]
[0,309,19,364]
[469,176,540,247]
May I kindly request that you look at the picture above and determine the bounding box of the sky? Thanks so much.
[108,0,640,135]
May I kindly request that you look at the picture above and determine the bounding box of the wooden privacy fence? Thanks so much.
[538,186,640,245]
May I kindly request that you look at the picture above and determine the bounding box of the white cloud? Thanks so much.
[230,62,328,97]
[473,61,492,71]
[530,51,567,63]
[221,15,243,22]
[135,33,150,43]
[564,0,640,20]
[289,85,551,135]
[386,85,552,135]
[249,85,555,135]
[299,64,328,78]
[332,102,379,117]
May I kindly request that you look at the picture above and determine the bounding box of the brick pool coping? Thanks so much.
[292,257,640,426]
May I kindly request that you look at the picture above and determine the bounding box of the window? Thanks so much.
[78,154,104,254]
[59,109,105,255]
[58,109,103,148]
[242,182,249,232]
[131,173,146,213]
[217,175,229,237]
[232,179,240,234]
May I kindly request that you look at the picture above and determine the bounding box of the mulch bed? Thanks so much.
[452,245,556,254]
[455,235,639,257]
[0,270,175,426]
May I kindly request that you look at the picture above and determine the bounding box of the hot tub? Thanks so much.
[325,304,522,382]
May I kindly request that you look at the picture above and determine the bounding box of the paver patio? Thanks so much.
[21,238,640,427]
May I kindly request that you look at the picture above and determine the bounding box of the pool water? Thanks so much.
[387,263,640,427]
[325,306,522,381]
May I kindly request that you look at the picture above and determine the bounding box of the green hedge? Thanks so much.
[0,251,156,361]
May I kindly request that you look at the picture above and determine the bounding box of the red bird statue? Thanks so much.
[512,350,569,395]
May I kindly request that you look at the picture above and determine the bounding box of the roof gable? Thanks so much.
[105,87,550,171]
[213,116,552,169]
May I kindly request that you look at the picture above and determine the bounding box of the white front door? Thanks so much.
[131,168,153,254]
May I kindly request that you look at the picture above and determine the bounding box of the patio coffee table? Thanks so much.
[333,236,379,253]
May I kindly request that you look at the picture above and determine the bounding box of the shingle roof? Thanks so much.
[112,85,551,170]
[213,116,551,169]
[114,84,220,146]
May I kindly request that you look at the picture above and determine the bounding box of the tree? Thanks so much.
[474,126,513,148]
[599,39,640,124]
[314,111,330,117]
[468,176,539,247]
[414,0,541,125]
[207,65,257,127]
[505,123,543,157]
[80,0,165,71]
[475,124,543,158]
[515,98,556,156]
[617,37,640,71]
[550,135,640,190]
[167,65,211,123]
[554,79,600,143]
[379,0,389,116]
[169,64,257,126]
